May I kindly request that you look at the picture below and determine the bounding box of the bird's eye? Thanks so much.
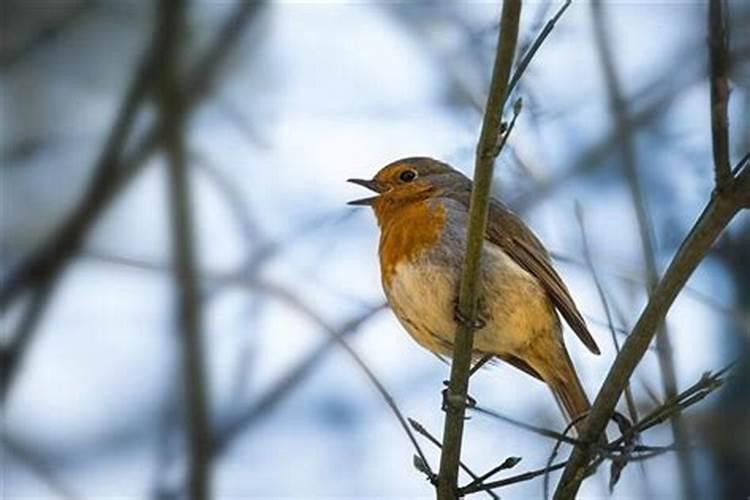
[399,170,417,182]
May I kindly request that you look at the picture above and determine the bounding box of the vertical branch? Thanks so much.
[436,1,522,499]
[589,1,695,496]
[709,0,732,191]
[156,1,212,499]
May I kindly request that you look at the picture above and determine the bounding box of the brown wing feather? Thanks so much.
[484,200,601,355]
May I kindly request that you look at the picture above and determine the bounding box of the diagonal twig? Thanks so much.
[553,167,749,498]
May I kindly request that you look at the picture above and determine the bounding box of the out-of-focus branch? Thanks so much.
[575,205,639,424]
[80,249,434,488]
[241,280,435,482]
[576,205,653,496]
[213,304,386,455]
[437,2,522,498]
[0,0,266,403]
[0,9,158,403]
[554,169,749,498]
[156,1,212,499]
[709,0,732,191]
[0,0,93,69]
[590,1,693,496]
[511,36,750,213]
[2,435,79,500]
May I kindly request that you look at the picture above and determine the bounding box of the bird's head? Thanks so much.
[348,157,468,226]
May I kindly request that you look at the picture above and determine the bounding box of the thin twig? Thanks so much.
[506,0,571,99]
[437,2,522,498]
[461,462,568,494]
[544,416,584,500]
[575,205,639,424]
[408,419,500,500]
[472,406,582,447]
[213,305,385,455]
[576,204,653,495]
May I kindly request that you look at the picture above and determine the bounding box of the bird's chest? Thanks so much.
[384,258,459,355]
[381,227,557,357]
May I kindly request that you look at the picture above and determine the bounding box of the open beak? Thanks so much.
[347,178,385,206]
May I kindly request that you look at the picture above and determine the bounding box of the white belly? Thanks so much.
[384,242,558,358]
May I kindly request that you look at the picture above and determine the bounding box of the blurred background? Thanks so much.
[1,1,749,498]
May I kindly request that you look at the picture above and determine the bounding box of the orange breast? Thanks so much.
[376,199,447,287]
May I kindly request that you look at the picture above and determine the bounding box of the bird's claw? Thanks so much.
[453,303,486,330]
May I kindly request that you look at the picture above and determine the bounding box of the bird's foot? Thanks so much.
[453,301,486,330]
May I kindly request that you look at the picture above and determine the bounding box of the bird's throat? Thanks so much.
[376,199,446,287]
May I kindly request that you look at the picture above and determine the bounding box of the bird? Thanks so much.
[348,157,600,432]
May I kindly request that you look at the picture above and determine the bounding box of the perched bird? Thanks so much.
[348,157,600,431]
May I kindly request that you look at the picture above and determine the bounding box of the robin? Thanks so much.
[348,157,600,432]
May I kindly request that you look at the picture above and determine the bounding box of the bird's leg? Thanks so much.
[469,354,494,378]
[452,297,487,330]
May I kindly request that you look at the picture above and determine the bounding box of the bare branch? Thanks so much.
[709,0,732,191]
[213,305,385,455]
[506,0,571,98]
[575,205,639,425]
[0,0,266,403]
[464,368,730,495]
[1,435,79,500]
[590,1,693,494]
[408,419,501,500]
[437,2,522,498]
[156,1,212,498]
[576,204,653,495]
[553,169,749,498]
[0,0,93,69]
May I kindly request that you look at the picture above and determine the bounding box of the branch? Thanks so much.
[590,1,693,495]
[213,305,385,455]
[2,435,79,500]
[408,419,501,500]
[0,3,158,402]
[709,0,732,191]
[506,0,571,98]
[553,169,749,498]
[463,368,730,495]
[156,1,212,499]
[0,0,93,69]
[0,0,266,402]
[436,2,522,498]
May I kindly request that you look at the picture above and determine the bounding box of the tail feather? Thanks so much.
[547,349,591,436]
